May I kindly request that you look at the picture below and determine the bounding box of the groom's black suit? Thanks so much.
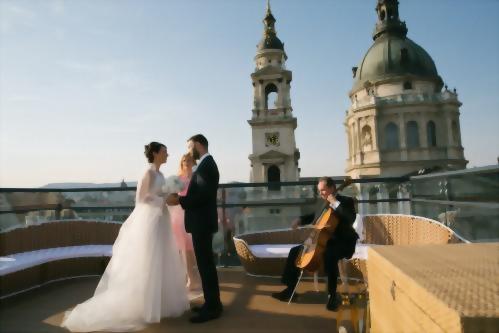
[179,155,221,311]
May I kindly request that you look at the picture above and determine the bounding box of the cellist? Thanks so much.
[271,177,358,311]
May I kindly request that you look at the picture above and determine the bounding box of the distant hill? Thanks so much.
[41,182,138,189]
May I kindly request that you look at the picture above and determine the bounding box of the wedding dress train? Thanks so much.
[62,165,189,332]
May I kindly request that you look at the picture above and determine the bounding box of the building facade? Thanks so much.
[248,2,300,184]
[345,0,467,179]
[244,2,302,232]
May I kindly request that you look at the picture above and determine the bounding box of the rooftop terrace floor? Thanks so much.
[0,267,367,333]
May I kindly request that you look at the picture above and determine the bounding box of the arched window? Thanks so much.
[427,121,437,147]
[267,165,281,191]
[265,83,278,110]
[406,121,420,148]
[380,9,386,21]
[403,81,412,90]
[385,122,399,149]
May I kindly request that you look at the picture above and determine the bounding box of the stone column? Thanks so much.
[454,117,462,147]
[356,118,362,165]
[372,115,379,151]
[258,82,265,112]
[351,123,357,165]
[420,113,430,160]
[398,112,407,160]
[346,123,353,164]
[278,79,287,108]
[446,113,454,147]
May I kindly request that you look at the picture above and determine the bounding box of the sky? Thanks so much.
[1,0,498,188]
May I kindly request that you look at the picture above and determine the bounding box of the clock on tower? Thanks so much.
[265,132,280,146]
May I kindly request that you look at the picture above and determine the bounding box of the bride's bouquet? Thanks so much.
[162,175,184,195]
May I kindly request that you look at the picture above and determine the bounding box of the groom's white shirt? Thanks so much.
[193,153,210,172]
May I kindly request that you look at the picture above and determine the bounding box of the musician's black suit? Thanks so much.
[281,194,358,298]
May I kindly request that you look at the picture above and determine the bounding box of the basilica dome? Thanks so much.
[351,0,443,92]
[353,35,441,91]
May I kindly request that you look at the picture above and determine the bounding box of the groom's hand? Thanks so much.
[166,194,180,206]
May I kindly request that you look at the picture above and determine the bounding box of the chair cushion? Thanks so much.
[353,214,364,241]
[248,244,300,258]
[248,243,374,260]
[0,245,112,276]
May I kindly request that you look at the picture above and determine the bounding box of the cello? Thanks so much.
[295,177,353,272]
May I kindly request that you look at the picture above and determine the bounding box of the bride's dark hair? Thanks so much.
[144,142,166,163]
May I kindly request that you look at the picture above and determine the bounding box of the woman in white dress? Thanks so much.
[62,142,189,332]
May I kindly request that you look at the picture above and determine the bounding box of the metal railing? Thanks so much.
[1,167,497,262]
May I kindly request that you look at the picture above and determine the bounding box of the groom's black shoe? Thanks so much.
[189,304,223,324]
[190,305,204,313]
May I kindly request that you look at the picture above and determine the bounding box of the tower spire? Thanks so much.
[257,0,284,52]
[263,0,276,34]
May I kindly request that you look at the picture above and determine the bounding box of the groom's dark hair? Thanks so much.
[189,134,208,148]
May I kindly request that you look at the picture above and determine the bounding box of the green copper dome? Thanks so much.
[353,35,441,89]
[352,0,443,92]
[257,33,284,51]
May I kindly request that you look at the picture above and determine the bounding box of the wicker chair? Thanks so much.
[343,214,468,284]
[233,228,311,277]
[233,214,468,280]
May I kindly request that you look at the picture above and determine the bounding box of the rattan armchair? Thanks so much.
[343,214,468,284]
[233,214,467,281]
[233,228,310,277]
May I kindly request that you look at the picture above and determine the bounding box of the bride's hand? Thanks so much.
[166,193,180,206]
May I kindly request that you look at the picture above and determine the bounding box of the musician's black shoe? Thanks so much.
[271,287,298,302]
[326,293,342,312]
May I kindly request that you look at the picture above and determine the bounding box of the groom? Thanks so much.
[167,134,223,323]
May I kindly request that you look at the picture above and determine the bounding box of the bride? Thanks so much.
[62,142,189,332]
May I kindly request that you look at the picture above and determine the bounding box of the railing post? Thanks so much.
[55,203,62,220]
[377,184,389,214]
[357,184,369,216]
[220,188,227,266]
[398,183,411,215]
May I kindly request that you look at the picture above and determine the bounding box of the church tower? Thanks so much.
[248,1,300,184]
[345,0,467,178]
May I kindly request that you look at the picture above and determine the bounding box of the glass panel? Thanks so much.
[411,166,499,242]
[411,200,499,242]
[0,189,136,231]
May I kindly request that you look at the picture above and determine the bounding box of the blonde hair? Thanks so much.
[178,153,195,176]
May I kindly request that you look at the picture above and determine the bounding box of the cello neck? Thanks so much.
[333,176,353,195]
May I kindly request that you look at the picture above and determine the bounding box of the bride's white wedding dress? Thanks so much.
[62,165,189,332]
